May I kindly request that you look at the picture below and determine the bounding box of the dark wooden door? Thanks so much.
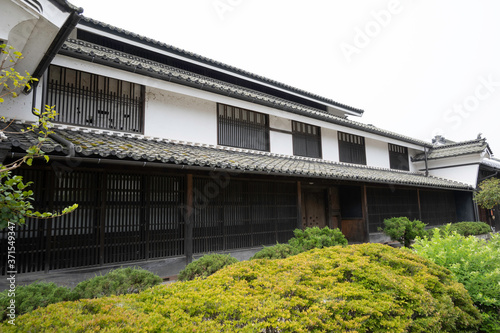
[302,189,327,229]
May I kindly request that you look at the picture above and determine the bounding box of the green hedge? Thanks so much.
[0,282,77,322]
[178,254,238,281]
[251,226,347,260]
[426,222,491,238]
[0,267,161,323]
[5,244,481,332]
[73,267,162,299]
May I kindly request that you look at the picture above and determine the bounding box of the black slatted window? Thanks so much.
[217,104,269,151]
[389,143,409,171]
[292,121,322,158]
[338,132,366,165]
[45,65,144,133]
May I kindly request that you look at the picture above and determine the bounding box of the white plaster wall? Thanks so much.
[270,131,293,155]
[321,128,339,162]
[408,148,420,172]
[413,154,482,186]
[269,115,290,131]
[428,164,480,187]
[0,91,38,122]
[365,138,390,168]
[145,87,217,145]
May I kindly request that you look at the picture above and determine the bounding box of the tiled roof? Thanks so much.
[412,139,489,161]
[79,16,363,115]
[60,39,431,148]
[481,158,500,170]
[4,123,470,190]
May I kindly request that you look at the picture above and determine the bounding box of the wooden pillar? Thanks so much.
[297,181,303,229]
[417,189,422,221]
[362,185,370,243]
[185,174,194,265]
[99,173,107,266]
[143,175,150,261]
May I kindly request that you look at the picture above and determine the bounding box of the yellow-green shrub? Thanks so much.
[4,244,481,332]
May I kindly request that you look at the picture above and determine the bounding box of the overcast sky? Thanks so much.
[71,0,500,151]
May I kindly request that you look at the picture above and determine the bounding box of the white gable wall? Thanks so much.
[413,154,482,187]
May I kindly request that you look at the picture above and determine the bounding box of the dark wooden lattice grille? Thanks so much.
[292,121,322,158]
[0,168,184,275]
[192,178,297,253]
[338,132,366,165]
[366,187,420,233]
[217,103,269,151]
[45,65,144,133]
[420,190,457,226]
[389,143,409,171]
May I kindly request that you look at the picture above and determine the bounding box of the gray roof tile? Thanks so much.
[4,123,470,190]
[413,139,489,161]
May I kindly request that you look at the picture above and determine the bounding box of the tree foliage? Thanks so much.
[380,217,426,247]
[413,226,500,332]
[474,177,500,210]
[0,44,77,228]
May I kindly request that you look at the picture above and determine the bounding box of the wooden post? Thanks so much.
[417,189,422,221]
[99,173,107,266]
[362,185,370,243]
[185,174,194,265]
[297,181,303,229]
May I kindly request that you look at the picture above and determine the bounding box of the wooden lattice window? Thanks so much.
[45,65,144,133]
[338,132,366,165]
[389,143,409,171]
[217,104,269,151]
[292,121,322,158]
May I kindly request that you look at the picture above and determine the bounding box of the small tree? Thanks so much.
[380,217,426,248]
[0,44,77,228]
[474,178,500,210]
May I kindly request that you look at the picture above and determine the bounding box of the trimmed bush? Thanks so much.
[380,217,426,247]
[427,221,491,238]
[6,244,481,332]
[178,254,238,281]
[0,282,77,322]
[288,226,347,252]
[72,267,162,299]
[250,243,299,260]
[414,227,500,333]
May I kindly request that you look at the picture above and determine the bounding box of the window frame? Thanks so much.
[217,103,270,151]
[292,121,322,158]
[388,143,410,171]
[338,131,367,165]
[44,65,145,133]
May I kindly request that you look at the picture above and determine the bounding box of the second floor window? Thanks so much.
[45,65,144,133]
[217,104,269,151]
[292,121,322,158]
[338,132,366,165]
[389,143,409,171]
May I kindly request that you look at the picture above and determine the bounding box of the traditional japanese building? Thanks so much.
[0,0,496,281]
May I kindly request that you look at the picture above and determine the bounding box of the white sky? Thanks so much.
[71,0,500,151]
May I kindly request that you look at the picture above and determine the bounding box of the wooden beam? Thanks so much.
[185,174,194,265]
